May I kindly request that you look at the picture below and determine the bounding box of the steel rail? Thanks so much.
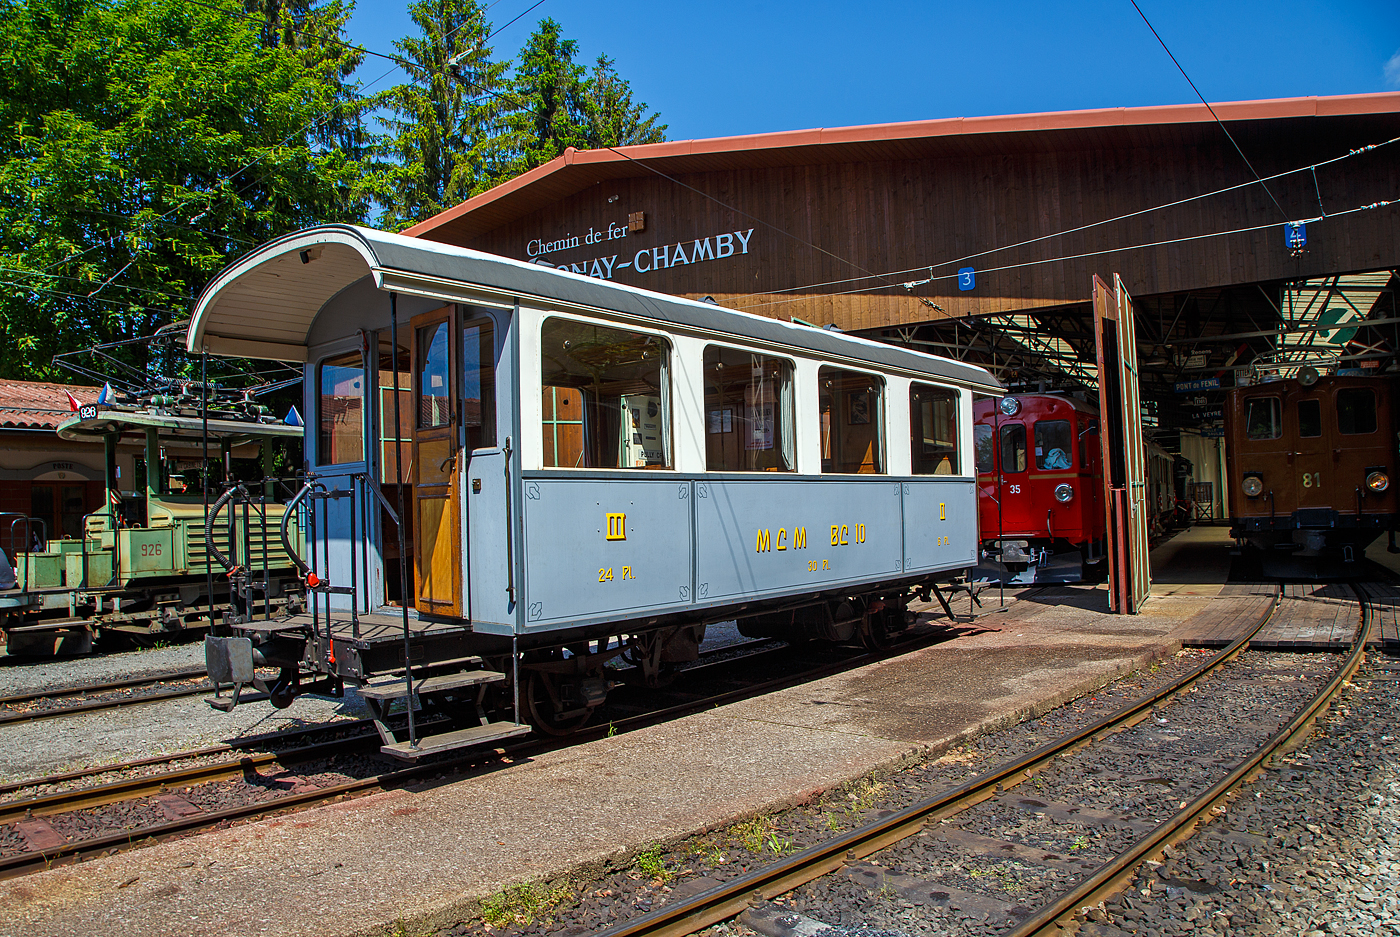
[0,668,208,707]
[0,718,377,799]
[590,590,1281,937]
[0,640,818,826]
[1004,584,1373,936]
[0,622,963,880]
[0,735,376,825]
[0,682,250,726]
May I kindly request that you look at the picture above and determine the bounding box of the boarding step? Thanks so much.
[359,669,505,701]
[379,721,531,762]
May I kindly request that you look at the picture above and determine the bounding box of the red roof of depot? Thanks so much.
[404,91,1400,244]
[0,379,100,430]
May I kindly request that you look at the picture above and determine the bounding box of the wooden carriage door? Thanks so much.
[1093,274,1150,614]
[411,306,463,617]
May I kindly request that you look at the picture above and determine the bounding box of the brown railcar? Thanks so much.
[1225,374,1399,572]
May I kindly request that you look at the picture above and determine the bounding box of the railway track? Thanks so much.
[586,582,1374,937]
[0,667,220,725]
[0,620,974,880]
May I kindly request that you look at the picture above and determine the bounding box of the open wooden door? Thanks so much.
[411,305,463,617]
[1092,274,1151,613]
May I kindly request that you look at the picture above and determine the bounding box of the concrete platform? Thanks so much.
[0,585,1237,937]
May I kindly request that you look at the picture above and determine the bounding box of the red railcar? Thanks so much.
[974,394,1107,582]
[1226,373,1400,575]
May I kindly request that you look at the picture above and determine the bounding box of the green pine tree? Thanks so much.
[369,0,508,229]
[486,17,590,184]
[581,54,666,148]
[243,0,369,155]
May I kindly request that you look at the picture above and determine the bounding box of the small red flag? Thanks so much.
[65,390,80,411]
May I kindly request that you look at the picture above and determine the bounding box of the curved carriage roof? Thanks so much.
[187,225,1001,393]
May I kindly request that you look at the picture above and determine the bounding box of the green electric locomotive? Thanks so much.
[0,400,304,655]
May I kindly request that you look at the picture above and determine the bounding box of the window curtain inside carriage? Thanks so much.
[778,369,795,472]
[660,356,672,469]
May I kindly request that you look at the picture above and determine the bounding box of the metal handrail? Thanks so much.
[203,486,242,572]
[279,481,315,577]
[5,517,47,594]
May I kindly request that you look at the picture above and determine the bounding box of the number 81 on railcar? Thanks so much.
[1226,370,1400,576]
[191,225,1001,758]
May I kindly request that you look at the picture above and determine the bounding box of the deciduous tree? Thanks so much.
[0,0,369,380]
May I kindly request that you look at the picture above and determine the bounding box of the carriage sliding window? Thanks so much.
[910,384,958,475]
[819,367,884,474]
[1243,397,1282,440]
[378,342,411,482]
[1337,387,1377,435]
[413,314,497,446]
[703,346,795,471]
[462,317,496,450]
[1034,420,1073,470]
[540,317,672,469]
[1000,424,1027,473]
[1298,399,1322,438]
[974,425,994,473]
[317,351,365,464]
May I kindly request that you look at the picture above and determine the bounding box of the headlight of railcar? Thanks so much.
[1241,475,1264,497]
[1367,471,1390,493]
[1054,483,1074,503]
[999,397,1021,416]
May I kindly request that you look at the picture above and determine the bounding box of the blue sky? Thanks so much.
[344,0,1400,141]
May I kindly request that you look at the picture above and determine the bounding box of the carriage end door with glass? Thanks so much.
[412,307,461,617]
[410,306,497,620]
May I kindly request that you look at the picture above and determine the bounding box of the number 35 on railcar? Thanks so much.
[192,225,1001,758]
[972,394,1107,583]
[1226,371,1400,575]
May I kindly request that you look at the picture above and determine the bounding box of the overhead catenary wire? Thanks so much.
[734,193,1400,312]
[1128,0,1290,222]
[43,0,544,285]
[602,145,892,285]
[0,266,191,303]
[725,134,1400,306]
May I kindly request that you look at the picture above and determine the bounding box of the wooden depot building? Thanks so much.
[401,92,1400,520]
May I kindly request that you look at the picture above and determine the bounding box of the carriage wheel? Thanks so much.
[859,606,900,651]
[523,670,595,736]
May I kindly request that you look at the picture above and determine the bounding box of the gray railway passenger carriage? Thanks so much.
[192,225,1001,759]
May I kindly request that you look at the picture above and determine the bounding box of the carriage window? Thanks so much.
[540,318,671,469]
[703,346,795,472]
[317,351,364,464]
[1243,397,1282,440]
[1079,419,1099,469]
[1337,388,1377,435]
[999,424,1027,473]
[417,319,452,429]
[1034,420,1073,470]
[1298,399,1322,438]
[819,367,884,474]
[975,425,994,473]
[463,317,496,449]
[910,384,958,475]
[378,343,410,482]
